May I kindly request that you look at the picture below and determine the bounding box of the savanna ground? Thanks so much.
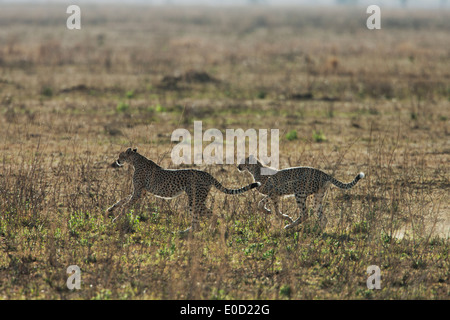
[0,4,448,300]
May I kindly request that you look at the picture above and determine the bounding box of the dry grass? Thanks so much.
[0,4,448,300]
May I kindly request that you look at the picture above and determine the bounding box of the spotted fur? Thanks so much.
[237,155,364,230]
[107,148,260,233]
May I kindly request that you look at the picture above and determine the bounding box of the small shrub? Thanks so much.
[155,104,165,112]
[41,86,53,97]
[125,90,134,99]
[327,105,334,118]
[256,90,267,99]
[92,289,112,300]
[279,285,292,299]
[312,130,326,142]
[352,221,368,234]
[116,101,129,113]
[286,130,298,141]
[123,211,141,234]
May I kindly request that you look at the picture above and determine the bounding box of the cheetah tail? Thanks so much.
[214,181,261,195]
[330,172,365,190]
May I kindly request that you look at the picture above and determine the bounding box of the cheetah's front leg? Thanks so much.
[106,195,132,216]
[110,188,144,222]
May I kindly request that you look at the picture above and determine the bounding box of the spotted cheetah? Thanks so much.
[106,148,260,233]
[237,155,364,230]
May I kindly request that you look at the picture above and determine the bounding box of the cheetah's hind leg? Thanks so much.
[284,193,308,230]
[175,193,204,234]
[272,198,295,223]
[257,196,272,214]
[313,190,328,229]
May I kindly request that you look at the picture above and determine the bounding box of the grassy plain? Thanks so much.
[0,4,448,299]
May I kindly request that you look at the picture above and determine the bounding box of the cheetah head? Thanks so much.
[111,147,137,168]
[237,154,261,172]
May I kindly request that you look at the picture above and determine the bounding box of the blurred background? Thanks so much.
[1,0,449,8]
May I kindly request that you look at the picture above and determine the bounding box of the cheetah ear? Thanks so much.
[126,147,133,154]
[132,148,137,153]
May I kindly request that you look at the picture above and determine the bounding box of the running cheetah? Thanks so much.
[107,148,260,233]
[237,155,364,230]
